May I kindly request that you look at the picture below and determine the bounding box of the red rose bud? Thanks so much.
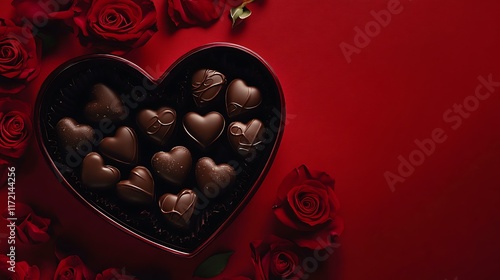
[0,19,40,94]
[251,236,303,280]
[273,165,344,250]
[0,255,40,280]
[70,0,157,55]
[0,99,32,159]
[54,255,94,280]
[168,0,226,27]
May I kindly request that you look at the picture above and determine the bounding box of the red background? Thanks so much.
[2,0,500,279]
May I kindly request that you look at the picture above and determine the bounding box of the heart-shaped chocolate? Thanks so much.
[117,166,154,204]
[137,107,176,146]
[159,189,197,228]
[226,79,262,118]
[191,69,226,107]
[99,126,138,164]
[228,119,265,159]
[151,146,192,186]
[183,112,225,149]
[81,152,120,189]
[195,157,236,198]
[84,83,126,122]
[56,117,95,154]
[37,45,284,256]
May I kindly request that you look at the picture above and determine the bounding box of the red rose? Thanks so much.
[95,268,136,280]
[67,0,157,55]
[273,165,344,250]
[223,277,252,280]
[0,19,40,94]
[1,203,50,244]
[167,0,226,27]
[0,99,32,159]
[251,236,303,280]
[11,0,74,23]
[54,255,93,280]
[0,255,40,280]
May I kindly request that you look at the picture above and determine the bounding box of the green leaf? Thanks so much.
[193,251,234,278]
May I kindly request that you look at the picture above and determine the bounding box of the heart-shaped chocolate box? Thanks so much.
[35,44,285,256]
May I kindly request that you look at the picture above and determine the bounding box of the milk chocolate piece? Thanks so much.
[81,152,120,189]
[137,107,176,146]
[159,189,197,228]
[226,79,262,117]
[84,83,125,122]
[228,119,265,159]
[152,146,192,186]
[99,126,138,164]
[56,117,95,155]
[195,157,236,198]
[191,69,226,107]
[183,112,225,149]
[117,166,154,205]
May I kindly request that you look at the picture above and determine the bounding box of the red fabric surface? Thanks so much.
[1,0,500,279]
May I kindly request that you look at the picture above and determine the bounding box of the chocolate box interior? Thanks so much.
[36,44,285,255]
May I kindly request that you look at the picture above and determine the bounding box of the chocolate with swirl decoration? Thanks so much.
[191,69,226,107]
[226,79,262,117]
[137,107,176,146]
[228,119,265,160]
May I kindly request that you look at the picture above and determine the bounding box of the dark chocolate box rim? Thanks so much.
[34,43,286,257]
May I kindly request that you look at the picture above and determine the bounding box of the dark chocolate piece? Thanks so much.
[56,117,95,155]
[151,146,192,186]
[228,119,265,159]
[117,166,154,204]
[84,83,126,122]
[159,189,197,228]
[81,152,120,189]
[183,112,225,149]
[195,157,236,198]
[137,107,176,146]
[226,79,262,117]
[99,126,138,164]
[191,69,226,107]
